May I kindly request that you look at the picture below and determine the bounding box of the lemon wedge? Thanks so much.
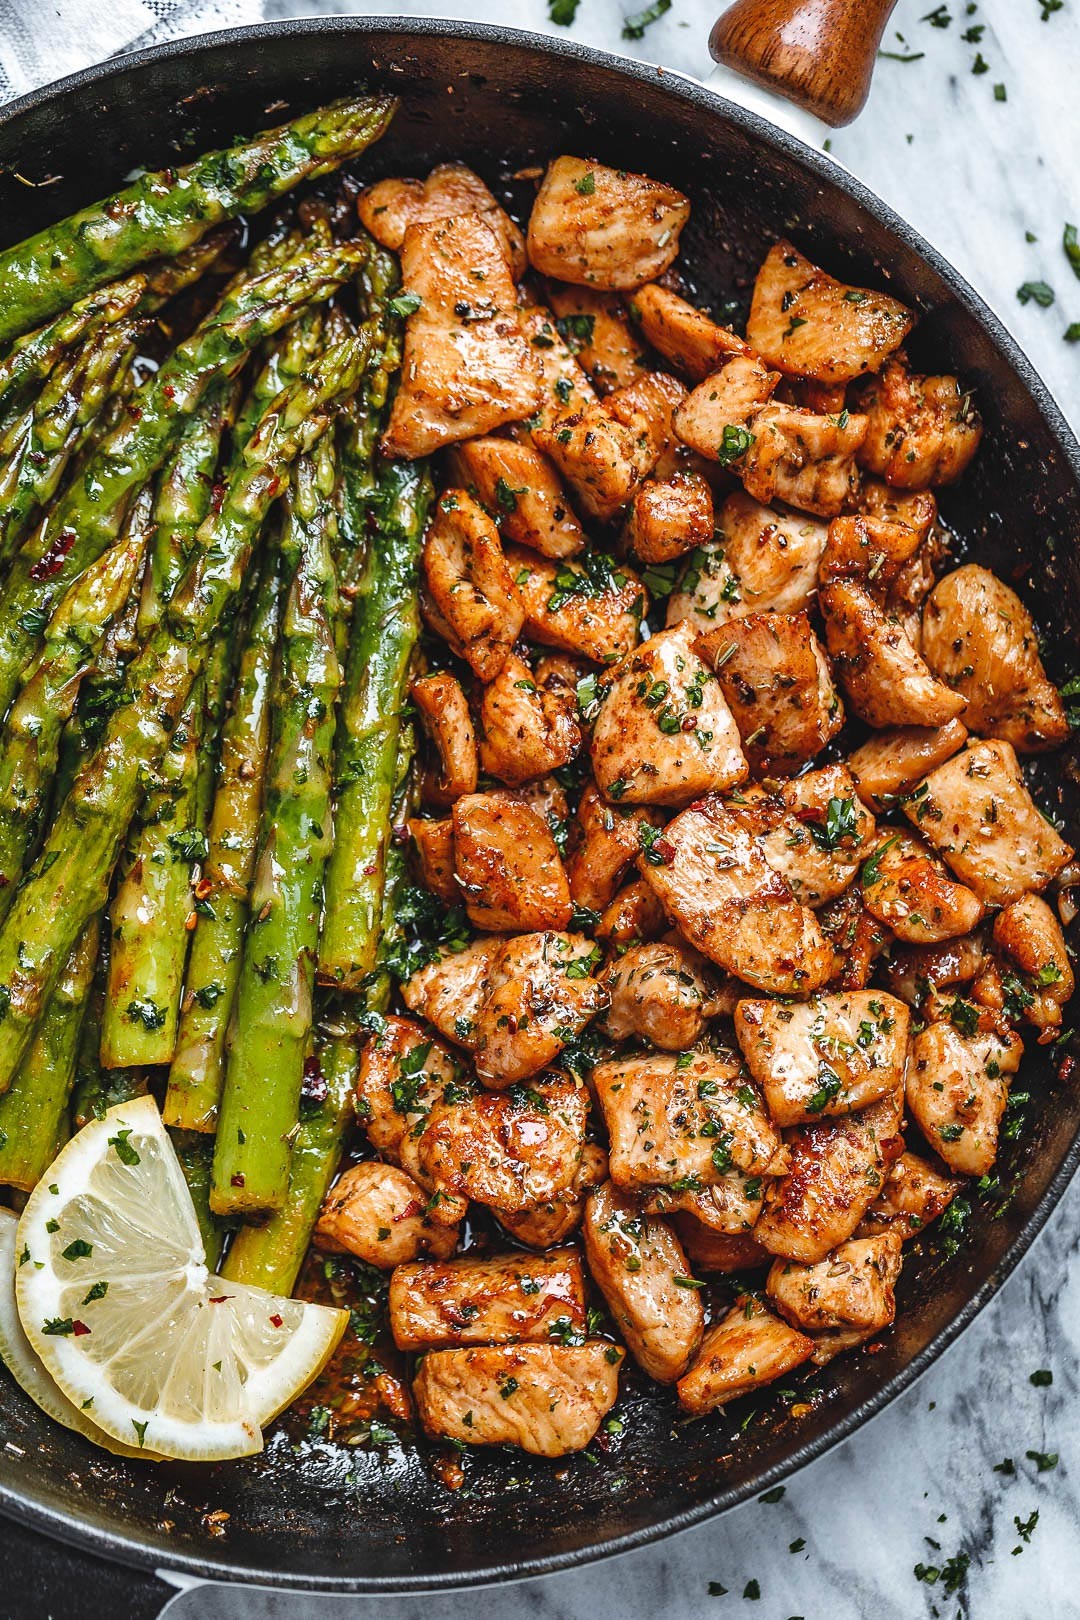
[14,1095,346,1462]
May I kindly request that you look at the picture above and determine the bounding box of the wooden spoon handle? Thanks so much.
[709,0,901,127]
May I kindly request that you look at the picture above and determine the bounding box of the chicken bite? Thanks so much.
[732,764,875,908]
[421,490,524,681]
[746,240,913,384]
[314,1162,460,1268]
[665,492,828,632]
[858,1150,961,1241]
[676,1294,814,1413]
[358,162,527,277]
[447,435,585,560]
[625,470,714,565]
[507,543,646,664]
[673,354,780,464]
[992,893,1075,1039]
[630,282,751,382]
[856,356,983,488]
[451,792,572,932]
[644,1165,772,1235]
[847,718,969,811]
[739,401,867,518]
[476,651,582,787]
[599,938,726,1050]
[496,1140,609,1250]
[766,1230,903,1363]
[528,156,689,290]
[921,565,1068,753]
[518,302,598,426]
[544,283,651,393]
[860,829,985,945]
[906,1019,1023,1175]
[533,396,658,522]
[734,991,910,1127]
[389,1249,586,1349]
[590,622,747,806]
[383,215,543,458]
[566,783,662,912]
[820,578,966,729]
[417,1075,589,1214]
[583,1182,705,1382]
[411,671,479,805]
[597,877,669,947]
[409,815,457,903]
[673,1217,772,1273]
[819,885,893,991]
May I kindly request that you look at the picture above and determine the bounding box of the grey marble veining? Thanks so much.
[2,0,1080,1613]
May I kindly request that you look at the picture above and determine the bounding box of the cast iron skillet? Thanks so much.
[0,14,1078,1595]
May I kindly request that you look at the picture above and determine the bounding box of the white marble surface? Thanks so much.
[2,0,1080,1614]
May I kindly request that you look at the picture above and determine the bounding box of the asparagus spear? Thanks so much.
[164,559,282,1132]
[319,459,432,988]
[233,304,326,449]
[0,237,368,716]
[211,435,343,1216]
[0,330,371,1095]
[0,920,99,1191]
[0,95,396,344]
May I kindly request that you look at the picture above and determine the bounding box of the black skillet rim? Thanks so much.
[0,12,1079,1594]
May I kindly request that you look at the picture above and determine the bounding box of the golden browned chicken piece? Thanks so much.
[856,356,983,488]
[746,241,913,384]
[644,1164,772,1234]
[413,1341,623,1456]
[383,215,542,458]
[533,396,657,522]
[860,829,985,945]
[767,1229,903,1363]
[421,490,524,681]
[496,1141,609,1249]
[417,1076,589,1214]
[733,765,875,908]
[398,936,500,1045]
[358,162,528,276]
[904,739,1074,907]
[611,369,688,460]
[666,492,828,632]
[857,1150,960,1241]
[921,565,1069,753]
[354,1016,472,1226]
[739,401,867,518]
[673,353,780,462]
[818,511,924,590]
[543,283,651,393]
[847,718,969,811]
[820,578,966,729]
[583,1182,705,1383]
[640,796,834,994]
[590,623,747,806]
[450,792,572,933]
[409,816,457,903]
[388,1249,586,1350]
[625,471,714,564]
[860,477,938,542]
[630,283,751,382]
[818,885,892,991]
[507,543,647,664]
[528,157,690,289]
[518,303,598,425]
[992,893,1075,1039]
[673,1217,772,1273]
[754,1088,903,1263]
[411,672,478,805]
[447,436,585,559]
[594,1049,781,1190]
[906,1019,1023,1175]
[476,651,582,787]
[734,991,910,1127]
[599,938,726,1050]
[676,1294,814,1414]
[597,877,669,946]
[696,611,843,777]
[314,1162,461,1268]
[566,783,661,912]
[882,932,990,1007]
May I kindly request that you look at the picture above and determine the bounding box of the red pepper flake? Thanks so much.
[362,861,378,876]
[395,1199,423,1222]
[653,838,676,864]
[28,529,76,581]
[162,384,176,401]
[230,1174,245,1188]
[1059,1055,1075,1083]
[210,481,226,514]
[72,1320,91,1336]
[269,1314,284,1328]
[209,1295,230,1305]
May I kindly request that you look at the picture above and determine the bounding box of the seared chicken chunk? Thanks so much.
[411,672,478,804]
[883,931,990,1007]
[477,651,582,787]
[921,565,1068,753]
[858,1150,960,1241]
[697,611,843,777]
[673,1217,771,1273]
[755,1089,903,1263]
[389,1249,586,1350]
[314,1162,460,1268]
[409,815,457,903]
[767,1230,903,1362]
[497,1141,608,1250]
[533,396,657,522]
[383,215,542,458]
[591,623,747,806]
[594,1049,781,1191]
[509,543,646,664]
[597,877,669,946]
[673,354,780,463]
[584,1182,704,1382]
[519,303,598,426]
[399,937,501,1044]
[992,893,1075,1038]
[599,938,726,1050]
[904,739,1074,907]
[857,356,982,488]
[848,718,969,811]
[860,829,984,945]
[733,765,875,908]
[417,1075,589,1213]
[528,157,689,290]
[448,436,585,559]
[666,492,828,632]
[740,401,867,518]
[734,991,910,1127]
[860,477,938,544]
[566,783,661,912]
[906,1019,1023,1175]
[819,885,892,991]
[631,282,751,382]
[640,796,834,994]
[451,792,572,932]
[414,1340,623,1456]
[544,283,651,393]
[625,471,714,565]
[421,490,524,681]
[676,1294,814,1413]
[358,162,527,276]
[820,578,965,729]
[746,240,913,384]
[818,511,924,591]
[644,1165,771,1235]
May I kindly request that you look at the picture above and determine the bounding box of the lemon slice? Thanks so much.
[14,1095,346,1462]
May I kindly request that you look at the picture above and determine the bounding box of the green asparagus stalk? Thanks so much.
[71,1057,149,1129]
[0,237,369,717]
[233,304,326,448]
[0,920,99,1190]
[0,330,371,1096]
[211,435,343,1216]
[0,95,397,343]
[318,459,432,988]
[164,559,282,1132]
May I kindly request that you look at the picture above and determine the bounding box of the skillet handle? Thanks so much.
[709,0,901,127]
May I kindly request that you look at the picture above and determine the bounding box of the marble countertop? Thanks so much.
[1,0,1079,1615]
